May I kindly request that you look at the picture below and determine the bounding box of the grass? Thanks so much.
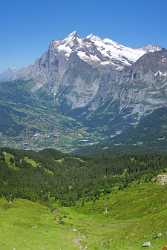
[0,183,167,249]
[0,199,78,250]
[58,183,167,250]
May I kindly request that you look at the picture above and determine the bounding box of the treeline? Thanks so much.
[0,147,167,206]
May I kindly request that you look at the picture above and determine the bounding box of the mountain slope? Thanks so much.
[0,80,88,151]
[79,49,167,142]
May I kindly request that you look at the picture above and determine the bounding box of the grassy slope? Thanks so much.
[0,199,78,250]
[1,183,167,250]
[65,183,167,250]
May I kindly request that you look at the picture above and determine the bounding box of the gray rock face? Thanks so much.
[88,50,167,121]
[119,49,167,116]
[55,53,100,109]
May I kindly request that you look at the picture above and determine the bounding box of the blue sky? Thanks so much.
[1,0,167,71]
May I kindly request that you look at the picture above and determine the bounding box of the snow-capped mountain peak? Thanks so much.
[86,33,102,41]
[0,32,162,89]
[52,31,83,57]
[50,32,161,69]
[66,31,80,39]
[64,31,81,44]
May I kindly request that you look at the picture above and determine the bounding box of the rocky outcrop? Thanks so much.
[157,174,167,185]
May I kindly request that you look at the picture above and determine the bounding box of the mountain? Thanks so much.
[1,32,161,110]
[0,32,166,151]
[5,31,159,81]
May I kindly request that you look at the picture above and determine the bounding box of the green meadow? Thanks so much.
[0,183,167,250]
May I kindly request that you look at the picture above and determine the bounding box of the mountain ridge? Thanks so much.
[1,31,161,82]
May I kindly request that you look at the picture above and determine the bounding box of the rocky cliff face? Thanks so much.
[118,49,167,117]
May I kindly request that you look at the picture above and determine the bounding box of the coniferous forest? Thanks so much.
[0,147,167,206]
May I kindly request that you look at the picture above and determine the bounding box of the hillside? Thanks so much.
[0,148,167,249]
[1,147,167,205]
[1,183,167,250]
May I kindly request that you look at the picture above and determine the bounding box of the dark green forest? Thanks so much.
[0,147,167,206]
